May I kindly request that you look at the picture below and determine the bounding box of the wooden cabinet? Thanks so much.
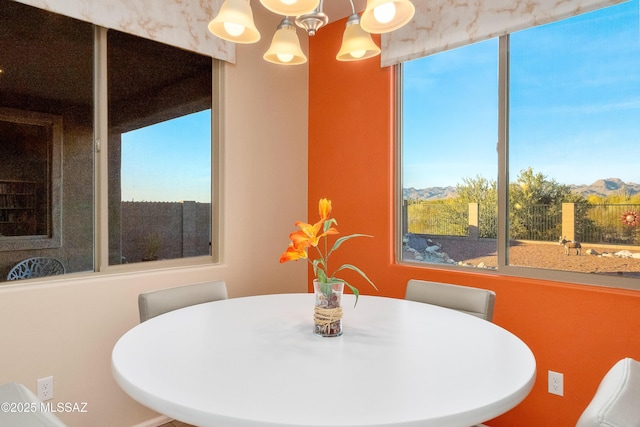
[0,180,37,236]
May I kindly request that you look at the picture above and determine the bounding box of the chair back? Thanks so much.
[138,280,228,322]
[7,257,65,281]
[405,279,496,321]
[576,357,640,427]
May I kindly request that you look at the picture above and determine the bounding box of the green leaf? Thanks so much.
[332,264,378,291]
[323,218,338,232]
[319,281,332,296]
[328,234,372,257]
[316,268,328,283]
[334,278,360,307]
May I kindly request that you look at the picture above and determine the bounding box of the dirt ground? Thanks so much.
[404,238,640,278]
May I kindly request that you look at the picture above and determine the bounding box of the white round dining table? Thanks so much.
[112,293,536,427]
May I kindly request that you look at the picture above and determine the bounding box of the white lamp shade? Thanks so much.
[263,23,307,65]
[259,0,320,17]
[360,0,415,34]
[208,0,261,44]
[336,20,381,61]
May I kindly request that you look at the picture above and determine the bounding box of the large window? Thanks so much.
[107,30,213,266]
[0,1,217,282]
[399,0,640,287]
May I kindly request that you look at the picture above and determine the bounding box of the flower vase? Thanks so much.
[313,280,344,337]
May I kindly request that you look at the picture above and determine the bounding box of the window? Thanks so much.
[401,39,498,267]
[399,0,640,286]
[0,0,217,282]
[0,2,94,279]
[107,30,213,265]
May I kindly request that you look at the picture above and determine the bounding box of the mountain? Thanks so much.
[569,178,640,198]
[403,186,457,200]
[404,178,640,200]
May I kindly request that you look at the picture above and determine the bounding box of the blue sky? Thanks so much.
[121,110,211,203]
[402,0,640,189]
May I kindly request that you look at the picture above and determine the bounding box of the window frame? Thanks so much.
[396,33,640,291]
[0,14,221,282]
[93,26,222,274]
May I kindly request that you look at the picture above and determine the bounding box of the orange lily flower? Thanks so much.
[279,243,308,263]
[290,228,316,249]
[279,197,376,306]
[318,198,332,220]
[294,219,338,248]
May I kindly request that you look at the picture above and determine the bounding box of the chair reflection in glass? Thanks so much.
[6,257,65,281]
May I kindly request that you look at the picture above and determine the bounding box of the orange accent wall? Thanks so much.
[308,19,640,426]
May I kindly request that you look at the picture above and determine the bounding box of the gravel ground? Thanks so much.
[403,237,640,277]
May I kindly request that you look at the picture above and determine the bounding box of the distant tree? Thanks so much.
[509,167,589,240]
[454,176,498,238]
[449,168,590,240]
[456,176,497,205]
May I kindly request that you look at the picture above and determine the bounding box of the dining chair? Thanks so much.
[0,382,67,426]
[405,279,496,322]
[576,357,640,427]
[138,280,228,322]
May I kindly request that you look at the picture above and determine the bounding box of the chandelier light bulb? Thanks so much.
[224,22,245,37]
[208,0,260,43]
[373,2,396,24]
[336,14,381,61]
[361,0,414,34]
[277,53,294,62]
[260,0,319,17]
[263,17,307,65]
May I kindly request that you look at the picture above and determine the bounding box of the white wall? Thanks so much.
[0,3,309,426]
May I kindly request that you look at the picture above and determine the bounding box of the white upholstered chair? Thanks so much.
[405,279,496,322]
[576,357,640,427]
[0,382,67,426]
[138,280,228,322]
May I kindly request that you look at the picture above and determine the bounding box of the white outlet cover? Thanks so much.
[37,376,54,401]
[548,370,564,396]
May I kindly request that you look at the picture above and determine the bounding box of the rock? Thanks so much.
[615,250,634,258]
[405,234,428,251]
[425,245,441,254]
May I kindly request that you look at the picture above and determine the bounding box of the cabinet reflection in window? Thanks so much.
[0,108,62,244]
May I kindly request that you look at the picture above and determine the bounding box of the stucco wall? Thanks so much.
[0,3,308,427]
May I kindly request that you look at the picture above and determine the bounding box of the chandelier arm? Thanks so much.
[348,0,356,14]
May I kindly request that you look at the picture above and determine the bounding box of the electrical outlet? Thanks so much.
[37,376,54,401]
[548,370,564,396]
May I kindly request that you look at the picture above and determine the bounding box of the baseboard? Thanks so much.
[131,415,172,427]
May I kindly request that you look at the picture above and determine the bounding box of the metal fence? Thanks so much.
[406,202,468,236]
[404,200,640,245]
[510,204,562,241]
[581,204,640,244]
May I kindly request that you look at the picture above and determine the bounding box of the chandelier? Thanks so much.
[207,0,415,65]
